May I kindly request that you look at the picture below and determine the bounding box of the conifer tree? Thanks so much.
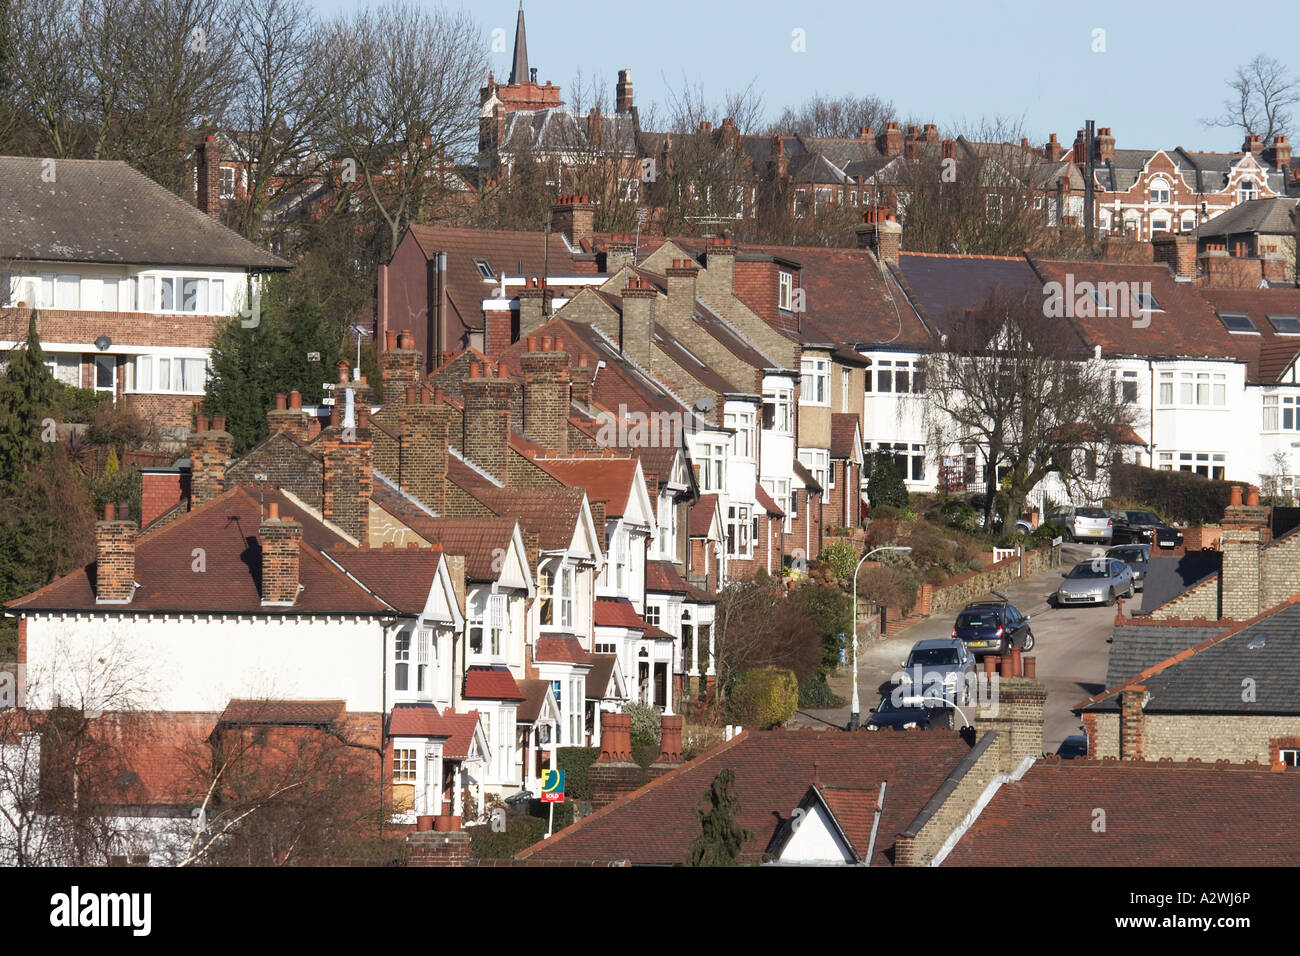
[686,769,752,866]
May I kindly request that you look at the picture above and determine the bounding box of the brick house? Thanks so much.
[0,155,289,438]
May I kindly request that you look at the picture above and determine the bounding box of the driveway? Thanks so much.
[790,543,1130,752]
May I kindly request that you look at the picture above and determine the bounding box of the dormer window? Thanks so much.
[1238,179,1258,203]
[778,271,793,310]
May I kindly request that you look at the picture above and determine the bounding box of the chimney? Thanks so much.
[1119,686,1146,760]
[604,234,637,272]
[461,364,514,483]
[1072,129,1087,164]
[259,501,302,606]
[699,236,737,301]
[664,258,699,331]
[550,196,594,249]
[922,123,940,144]
[1220,489,1269,620]
[1243,133,1264,156]
[570,355,593,409]
[719,117,739,149]
[941,139,956,162]
[768,135,788,178]
[267,390,312,441]
[397,388,453,516]
[380,330,423,401]
[586,107,603,147]
[648,715,684,780]
[879,122,903,157]
[95,503,136,603]
[856,208,902,265]
[973,671,1047,775]
[187,414,234,507]
[1096,127,1115,165]
[588,712,641,807]
[520,337,572,453]
[517,277,549,341]
[321,416,373,541]
[615,68,634,114]
[618,277,656,368]
[1265,135,1292,171]
[1152,234,1198,278]
[1044,133,1063,162]
[196,134,221,219]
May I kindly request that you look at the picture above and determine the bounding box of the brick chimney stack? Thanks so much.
[879,122,903,157]
[462,363,515,484]
[187,414,234,507]
[398,387,452,516]
[618,276,657,368]
[196,134,221,220]
[769,135,788,178]
[664,258,699,331]
[1243,133,1264,157]
[1072,129,1087,164]
[588,712,642,807]
[1152,233,1198,279]
[1119,686,1146,760]
[550,195,594,249]
[922,123,940,144]
[856,207,902,265]
[1266,135,1292,171]
[615,68,634,114]
[570,355,593,409]
[1096,127,1115,165]
[1220,485,1269,620]
[259,501,302,606]
[520,336,572,453]
[1044,133,1063,162]
[266,390,313,441]
[974,670,1047,775]
[698,235,737,302]
[648,715,684,780]
[320,413,373,541]
[379,330,423,402]
[517,276,549,341]
[95,502,137,603]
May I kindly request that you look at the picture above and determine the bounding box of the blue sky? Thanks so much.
[314,0,1300,151]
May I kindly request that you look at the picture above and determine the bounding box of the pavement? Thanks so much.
[790,543,1131,752]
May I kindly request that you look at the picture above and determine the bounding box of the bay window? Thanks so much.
[800,357,829,405]
[798,448,830,490]
[1263,393,1299,431]
[763,388,793,434]
[725,409,756,459]
[693,441,725,491]
[394,630,411,692]
[539,568,554,625]
[559,566,574,629]
[726,504,753,558]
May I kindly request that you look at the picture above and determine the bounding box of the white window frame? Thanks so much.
[693,441,726,491]
[800,357,829,406]
[725,409,756,460]
[778,271,793,311]
[726,504,753,558]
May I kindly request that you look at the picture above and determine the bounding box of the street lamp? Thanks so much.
[849,546,912,730]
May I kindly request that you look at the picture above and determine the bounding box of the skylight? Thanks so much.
[1248,633,1267,650]
[1132,290,1162,312]
[1268,315,1300,335]
[1218,312,1258,333]
[474,259,494,280]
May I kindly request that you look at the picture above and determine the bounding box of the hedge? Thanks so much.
[469,814,547,859]
[724,667,800,729]
[1109,463,1245,525]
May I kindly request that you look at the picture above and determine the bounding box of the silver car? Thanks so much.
[897,638,977,705]
[1056,557,1134,606]
[1062,506,1114,544]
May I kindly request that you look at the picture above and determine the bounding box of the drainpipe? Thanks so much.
[1147,359,1156,466]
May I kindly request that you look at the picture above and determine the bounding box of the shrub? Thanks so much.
[469,813,547,859]
[867,454,909,509]
[724,667,799,729]
[798,673,846,709]
[556,746,599,800]
[87,400,153,448]
[816,540,859,588]
[50,383,105,424]
[622,701,662,747]
[856,564,918,615]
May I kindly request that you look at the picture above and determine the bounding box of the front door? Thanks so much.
[94,354,116,395]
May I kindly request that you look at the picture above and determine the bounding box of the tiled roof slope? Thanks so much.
[944,760,1300,866]
[1199,288,1300,383]
[0,156,288,269]
[517,729,972,865]
[1103,624,1225,689]
[895,253,1039,332]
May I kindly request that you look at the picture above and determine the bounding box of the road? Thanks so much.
[791,543,1132,752]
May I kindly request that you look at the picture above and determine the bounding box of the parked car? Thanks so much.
[1056,557,1134,606]
[1106,543,1150,591]
[897,638,976,705]
[1111,509,1183,549]
[1052,506,1113,543]
[968,495,1033,534]
[865,692,955,731]
[951,600,1035,657]
[1056,734,1089,759]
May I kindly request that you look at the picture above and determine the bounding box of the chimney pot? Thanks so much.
[289,390,302,409]
[268,501,280,521]
[1230,485,1243,506]
[103,502,115,521]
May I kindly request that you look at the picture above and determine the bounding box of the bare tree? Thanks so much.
[314,1,487,258]
[1205,54,1299,143]
[767,92,895,139]
[922,286,1137,528]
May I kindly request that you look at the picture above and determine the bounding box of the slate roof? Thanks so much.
[894,253,1039,333]
[7,487,390,616]
[829,413,861,460]
[516,729,973,865]
[1103,623,1225,689]
[462,665,524,702]
[0,156,288,269]
[1080,598,1300,714]
[944,759,1300,866]
[1193,196,1298,237]
[1137,552,1222,614]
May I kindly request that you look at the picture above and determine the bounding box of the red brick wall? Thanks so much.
[26,308,226,349]
[125,393,199,436]
[483,309,514,359]
[732,259,803,333]
[141,472,189,528]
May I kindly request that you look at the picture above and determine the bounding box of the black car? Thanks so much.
[951,600,1035,658]
[865,693,955,731]
[1106,543,1150,591]
[1112,510,1183,549]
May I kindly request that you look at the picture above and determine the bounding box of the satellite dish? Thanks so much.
[695,396,714,413]
[94,335,112,351]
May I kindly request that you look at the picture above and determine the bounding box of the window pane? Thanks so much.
[159,277,174,311]
[55,275,80,309]
[158,358,171,391]
[182,277,207,313]
[210,279,224,313]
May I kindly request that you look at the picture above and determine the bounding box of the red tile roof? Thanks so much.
[517,729,973,865]
[689,494,719,537]
[829,413,861,460]
[462,666,524,701]
[218,699,345,726]
[754,482,785,517]
[1200,288,1300,382]
[373,507,518,582]
[646,560,688,594]
[516,680,555,723]
[593,597,649,630]
[944,760,1300,866]
[389,703,454,737]
[465,486,588,552]
[585,654,619,700]
[438,709,482,761]
[535,635,592,665]
[8,487,390,616]
[529,454,639,517]
[327,546,446,615]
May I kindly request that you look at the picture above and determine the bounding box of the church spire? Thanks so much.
[508,2,529,86]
